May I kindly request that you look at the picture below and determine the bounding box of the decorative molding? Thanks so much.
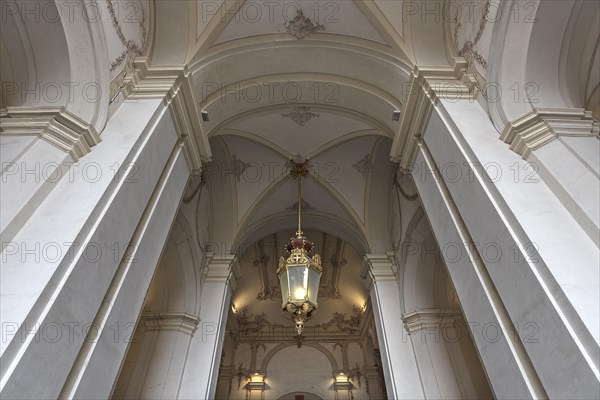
[182,172,206,204]
[348,362,363,390]
[452,0,490,69]
[228,155,251,181]
[141,312,200,336]
[393,168,418,201]
[233,306,283,335]
[400,207,425,266]
[285,154,312,171]
[255,279,281,300]
[121,59,212,173]
[401,308,463,334]
[316,306,363,334]
[0,106,101,161]
[287,198,315,211]
[362,252,398,283]
[107,0,147,72]
[283,9,325,39]
[390,58,477,169]
[281,106,320,126]
[107,0,149,105]
[318,285,342,300]
[319,236,345,299]
[204,253,240,288]
[353,154,374,178]
[231,305,368,340]
[500,108,600,158]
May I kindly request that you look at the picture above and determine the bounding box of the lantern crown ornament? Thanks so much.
[277,160,322,335]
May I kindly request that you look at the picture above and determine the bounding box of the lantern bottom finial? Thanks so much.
[295,318,304,335]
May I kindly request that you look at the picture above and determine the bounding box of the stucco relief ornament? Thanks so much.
[353,154,374,178]
[284,9,325,39]
[107,0,146,72]
[281,107,320,126]
[287,198,315,211]
[452,0,490,69]
[229,155,251,182]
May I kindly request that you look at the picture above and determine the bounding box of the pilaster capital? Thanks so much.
[122,57,211,173]
[362,252,398,284]
[141,312,200,336]
[401,308,463,335]
[500,107,599,158]
[204,252,240,288]
[0,106,101,161]
[391,57,477,169]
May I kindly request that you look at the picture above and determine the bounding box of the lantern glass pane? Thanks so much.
[287,266,308,300]
[308,268,320,303]
[279,270,289,303]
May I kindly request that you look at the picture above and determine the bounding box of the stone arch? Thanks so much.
[488,0,600,131]
[277,392,323,400]
[259,342,339,373]
[260,344,339,400]
[1,0,111,132]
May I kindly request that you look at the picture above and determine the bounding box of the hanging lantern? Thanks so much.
[277,160,322,335]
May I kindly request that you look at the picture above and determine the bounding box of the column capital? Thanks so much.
[362,252,398,283]
[0,106,101,161]
[390,57,477,169]
[204,253,240,288]
[141,312,200,336]
[500,107,599,158]
[401,308,463,335]
[122,58,212,173]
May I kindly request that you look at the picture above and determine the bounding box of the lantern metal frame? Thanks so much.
[276,160,322,335]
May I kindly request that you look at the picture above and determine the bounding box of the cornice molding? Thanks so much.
[390,57,477,169]
[500,108,600,158]
[123,57,212,173]
[401,308,463,334]
[204,252,240,289]
[141,312,200,336]
[0,106,101,161]
[362,252,398,284]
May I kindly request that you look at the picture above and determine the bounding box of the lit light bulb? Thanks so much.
[294,288,306,298]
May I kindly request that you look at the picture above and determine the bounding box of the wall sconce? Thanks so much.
[334,372,353,391]
[246,372,266,392]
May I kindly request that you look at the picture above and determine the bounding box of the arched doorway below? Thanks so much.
[278,392,323,400]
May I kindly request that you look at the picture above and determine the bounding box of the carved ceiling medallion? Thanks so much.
[284,9,325,40]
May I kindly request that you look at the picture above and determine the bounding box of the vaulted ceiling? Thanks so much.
[152,2,446,328]
[164,0,432,250]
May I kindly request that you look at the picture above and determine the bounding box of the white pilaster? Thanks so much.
[0,65,204,399]
[179,253,240,400]
[402,309,485,399]
[394,60,600,399]
[500,108,599,245]
[363,253,424,400]
[133,313,200,399]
